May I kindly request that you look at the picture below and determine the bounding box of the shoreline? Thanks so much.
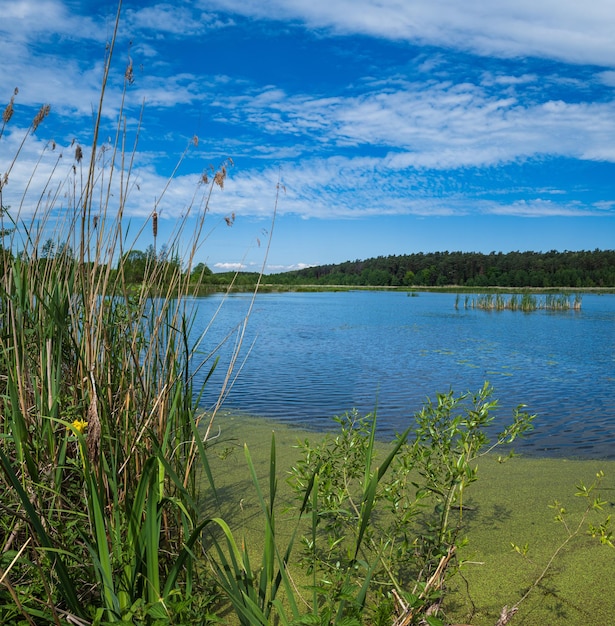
[204,410,615,462]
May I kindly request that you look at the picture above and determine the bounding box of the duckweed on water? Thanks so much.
[205,414,615,626]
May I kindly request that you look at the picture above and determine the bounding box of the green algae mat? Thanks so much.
[201,413,615,626]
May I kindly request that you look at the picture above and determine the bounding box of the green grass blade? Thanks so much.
[188,414,219,505]
[86,469,119,619]
[145,464,162,605]
[206,517,271,625]
[376,423,414,482]
[0,445,85,617]
[244,440,276,613]
[162,518,211,596]
[363,409,377,488]
[354,470,379,561]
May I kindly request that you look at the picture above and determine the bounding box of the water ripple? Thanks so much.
[193,291,615,459]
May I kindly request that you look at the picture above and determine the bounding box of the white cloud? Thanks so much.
[123,3,233,37]
[213,261,248,271]
[202,0,615,67]
[266,262,315,272]
[212,79,615,169]
[485,198,592,217]
[597,71,615,87]
[1,0,103,41]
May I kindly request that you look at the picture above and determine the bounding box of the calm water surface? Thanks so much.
[191,291,615,459]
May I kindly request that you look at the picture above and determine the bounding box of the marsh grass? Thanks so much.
[457,293,582,312]
[0,11,259,623]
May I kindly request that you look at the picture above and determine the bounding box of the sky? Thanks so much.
[1,0,615,273]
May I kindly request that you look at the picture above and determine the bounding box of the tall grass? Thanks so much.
[0,10,255,623]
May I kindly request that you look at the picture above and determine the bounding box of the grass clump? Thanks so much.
[0,14,244,623]
[206,416,615,626]
[456,293,583,312]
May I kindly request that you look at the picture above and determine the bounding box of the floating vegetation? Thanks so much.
[455,292,582,311]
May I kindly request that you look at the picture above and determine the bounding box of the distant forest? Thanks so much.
[265,249,615,288]
[70,247,614,289]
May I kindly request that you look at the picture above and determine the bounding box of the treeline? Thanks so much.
[267,249,615,288]
[7,243,613,289]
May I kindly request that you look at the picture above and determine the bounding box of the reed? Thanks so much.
[0,8,252,623]
[462,292,582,312]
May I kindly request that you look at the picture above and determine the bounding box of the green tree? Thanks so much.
[190,262,213,283]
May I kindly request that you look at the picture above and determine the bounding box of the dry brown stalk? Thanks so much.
[494,605,518,626]
[86,372,101,465]
[392,546,457,626]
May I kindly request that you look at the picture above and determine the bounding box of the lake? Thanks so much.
[190,290,615,459]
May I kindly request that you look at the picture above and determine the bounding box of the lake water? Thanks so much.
[191,290,615,459]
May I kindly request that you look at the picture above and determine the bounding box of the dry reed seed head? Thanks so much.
[192,135,198,146]
[152,211,158,238]
[2,87,18,123]
[224,212,236,227]
[200,171,209,184]
[125,57,134,85]
[214,165,227,189]
[31,104,51,132]
[2,99,14,124]
[75,145,83,162]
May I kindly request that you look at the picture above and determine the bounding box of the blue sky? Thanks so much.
[1,0,615,272]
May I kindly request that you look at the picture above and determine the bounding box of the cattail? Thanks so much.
[32,104,50,132]
[152,211,158,238]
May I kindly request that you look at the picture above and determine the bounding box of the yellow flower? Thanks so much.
[70,419,88,434]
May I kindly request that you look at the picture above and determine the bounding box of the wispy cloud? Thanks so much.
[202,0,615,66]
[124,4,232,37]
[212,77,615,169]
